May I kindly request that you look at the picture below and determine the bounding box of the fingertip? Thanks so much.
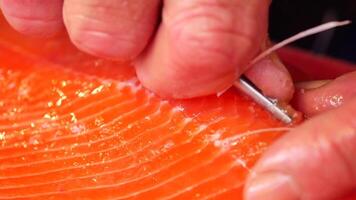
[293,71,356,116]
[292,80,331,116]
[245,53,295,102]
[0,0,64,37]
[135,27,237,99]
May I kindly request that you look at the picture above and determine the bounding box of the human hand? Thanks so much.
[4,1,354,199]
[244,71,356,200]
[0,0,293,100]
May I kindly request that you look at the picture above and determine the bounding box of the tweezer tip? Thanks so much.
[235,76,295,124]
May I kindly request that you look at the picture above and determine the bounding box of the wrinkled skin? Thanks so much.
[0,1,355,199]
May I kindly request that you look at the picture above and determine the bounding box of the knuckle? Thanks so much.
[1,0,63,36]
[164,0,260,73]
[63,0,158,59]
[68,28,141,60]
[4,16,63,37]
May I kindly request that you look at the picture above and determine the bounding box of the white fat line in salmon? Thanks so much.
[214,127,292,150]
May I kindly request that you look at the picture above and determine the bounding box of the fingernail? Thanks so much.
[296,80,331,90]
[245,172,300,200]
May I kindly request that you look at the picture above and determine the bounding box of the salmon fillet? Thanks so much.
[0,16,292,199]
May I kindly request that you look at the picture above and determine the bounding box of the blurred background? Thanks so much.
[269,0,356,63]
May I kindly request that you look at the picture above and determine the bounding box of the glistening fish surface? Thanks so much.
[0,15,289,200]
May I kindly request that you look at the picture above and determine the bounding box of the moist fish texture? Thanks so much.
[0,16,291,199]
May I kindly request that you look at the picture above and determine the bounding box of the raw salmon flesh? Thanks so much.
[2,14,350,200]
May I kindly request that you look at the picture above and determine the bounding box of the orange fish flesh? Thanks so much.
[0,15,294,200]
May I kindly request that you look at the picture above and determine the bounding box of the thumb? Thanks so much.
[244,98,356,200]
[136,0,270,98]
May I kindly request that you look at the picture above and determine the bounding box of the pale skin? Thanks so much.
[0,0,355,199]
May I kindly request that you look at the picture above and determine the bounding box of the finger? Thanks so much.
[293,71,356,117]
[245,52,294,102]
[244,99,356,200]
[63,0,160,60]
[0,0,64,36]
[135,0,270,98]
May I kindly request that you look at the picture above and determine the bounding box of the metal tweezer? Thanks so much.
[234,75,293,124]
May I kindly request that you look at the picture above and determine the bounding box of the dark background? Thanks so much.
[269,0,356,63]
